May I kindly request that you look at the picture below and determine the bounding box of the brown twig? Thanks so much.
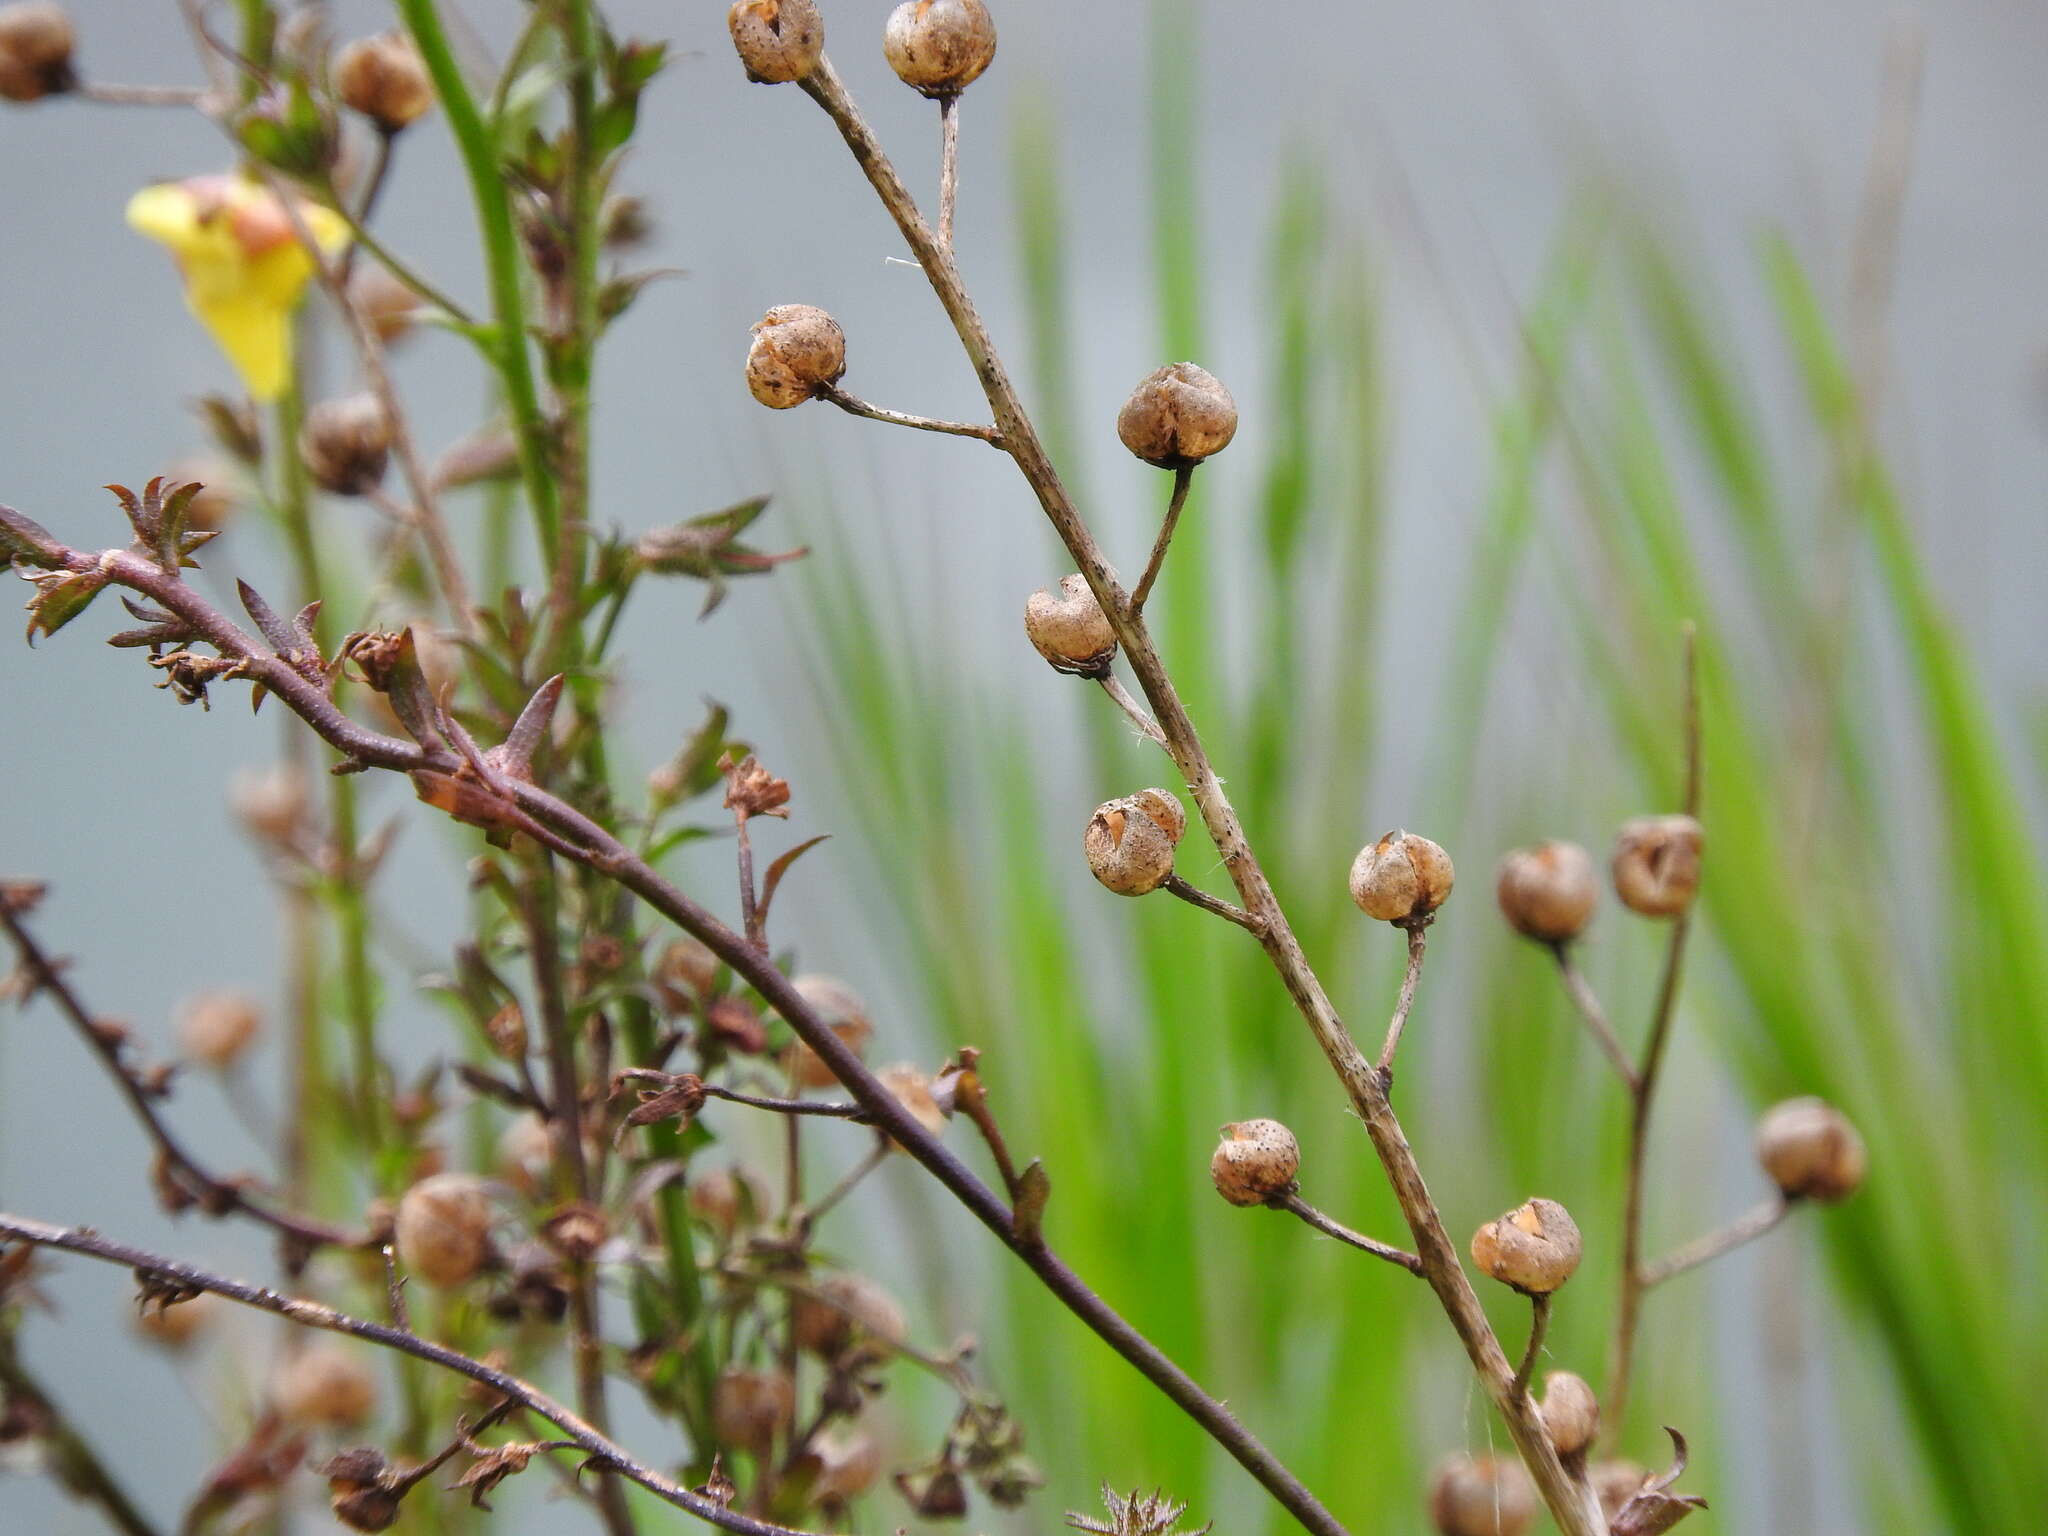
[1375,919,1431,1076]
[1097,674,1169,746]
[791,56,1606,1535]
[1551,942,1639,1092]
[1161,873,1265,936]
[801,1140,889,1227]
[0,1214,817,1536]
[1640,1197,1790,1289]
[1512,1294,1552,1403]
[696,1082,872,1121]
[0,898,361,1256]
[381,1244,412,1333]
[1604,626,1702,1449]
[1272,1191,1423,1276]
[77,81,210,107]
[1129,464,1195,614]
[816,384,1001,444]
[936,93,961,249]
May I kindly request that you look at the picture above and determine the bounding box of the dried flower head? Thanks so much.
[1495,840,1598,944]
[1085,789,1185,896]
[745,303,845,408]
[1470,1197,1582,1295]
[1116,362,1238,469]
[1590,1461,1650,1520]
[883,0,997,96]
[334,32,433,133]
[393,1172,493,1287]
[728,0,824,84]
[791,1272,908,1357]
[1428,1454,1537,1536]
[1349,830,1455,924]
[276,1343,379,1428]
[783,973,874,1089]
[1025,573,1117,677]
[178,989,263,1069]
[711,1365,794,1454]
[688,1164,770,1236]
[1755,1097,1866,1203]
[1611,814,1704,918]
[811,1428,884,1501]
[0,3,74,103]
[1539,1370,1600,1459]
[1066,1483,1212,1536]
[1210,1118,1300,1206]
[299,393,392,496]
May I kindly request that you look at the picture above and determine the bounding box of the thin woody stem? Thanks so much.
[803,1139,889,1226]
[1551,942,1639,1092]
[937,94,960,249]
[1161,873,1264,936]
[78,81,209,106]
[1641,1197,1790,1289]
[1130,464,1195,613]
[0,1214,819,1536]
[792,56,1606,1535]
[817,384,1000,443]
[0,1329,162,1536]
[1512,1294,1553,1402]
[734,815,764,953]
[0,897,360,1254]
[1273,1191,1423,1275]
[1376,919,1431,1076]
[1097,674,1169,745]
[0,517,1336,1536]
[695,1082,871,1121]
[1605,627,1702,1450]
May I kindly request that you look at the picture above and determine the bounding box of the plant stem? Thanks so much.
[1551,942,1639,1091]
[1641,1197,1790,1288]
[1513,1294,1553,1402]
[817,384,1000,442]
[1097,674,1169,745]
[1130,463,1194,613]
[937,94,961,249]
[1161,873,1264,935]
[1376,919,1430,1077]
[1273,1191,1423,1275]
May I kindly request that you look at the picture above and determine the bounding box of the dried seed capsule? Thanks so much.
[811,1428,883,1500]
[177,989,263,1069]
[277,1343,379,1428]
[1470,1197,1582,1295]
[783,973,875,1089]
[229,764,307,847]
[334,32,433,133]
[882,0,997,97]
[1755,1097,1866,1203]
[728,0,823,85]
[0,3,75,103]
[393,1172,493,1287]
[1495,840,1597,944]
[1428,1454,1537,1536]
[1085,790,1184,896]
[791,1272,908,1357]
[133,1291,215,1348]
[688,1163,770,1236]
[1611,814,1703,918]
[1210,1118,1300,1206]
[1024,572,1116,676]
[496,1112,552,1195]
[1590,1461,1649,1520]
[652,935,721,1012]
[745,303,845,409]
[299,394,392,496]
[1539,1370,1600,1459]
[349,264,421,347]
[1116,362,1238,469]
[712,1366,795,1453]
[878,1063,948,1145]
[1349,830,1455,924]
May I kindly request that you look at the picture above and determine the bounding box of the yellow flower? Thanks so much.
[126,174,351,401]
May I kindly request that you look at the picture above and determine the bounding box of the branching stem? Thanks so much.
[1097,674,1169,745]
[1513,1294,1553,1402]
[1161,873,1265,935]
[1551,943,1639,1092]
[1376,919,1431,1076]
[1641,1197,1790,1288]
[817,384,1001,443]
[937,94,961,249]
[1130,464,1195,613]
[1273,1191,1424,1275]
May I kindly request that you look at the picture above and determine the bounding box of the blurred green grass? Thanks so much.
[795,13,2046,1532]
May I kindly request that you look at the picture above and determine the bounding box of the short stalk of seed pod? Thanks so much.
[1374,916,1431,1078]
[1084,788,1185,897]
[1610,815,1703,918]
[0,2,75,103]
[1130,464,1195,613]
[301,393,393,496]
[1510,1294,1552,1401]
[1160,873,1262,934]
[1025,572,1117,678]
[1472,1198,1582,1297]
[1639,1195,1790,1289]
[335,32,433,133]
[745,304,845,409]
[728,0,824,84]
[1270,1189,1422,1274]
[1210,1119,1299,1207]
[883,0,997,99]
[1755,1097,1865,1203]
[1429,1454,1537,1536]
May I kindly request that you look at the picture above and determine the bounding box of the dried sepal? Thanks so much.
[1066,1483,1213,1536]
[450,1440,540,1511]
[1610,1429,1708,1535]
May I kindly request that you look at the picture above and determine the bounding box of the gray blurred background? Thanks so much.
[3,0,2045,1531]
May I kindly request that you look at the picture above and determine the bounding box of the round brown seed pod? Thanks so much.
[299,393,392,496]
[1611,813,1704,918]
[1349,830,1455,923]
[745,304,845,409]
[877,1063,948,1147]
[178,989,263,1069]
[1210,1118,1300,1206]
[334,32,433,132]
[393,1172,493,1287]
[1755,1096,1866,1202]
[811,1428,883,1501]
[1084,791,1183,896]
[1116,362,1238,469]
[728,0,823,84]
[1590,1460,1650,1520]
[1428,1454,1537,1536]
[652,935,720,1012]
[712,1366,795,1453]
[229,764,307,846]
[882,0,997,97]
[1024,573,1117,676]
[783,973,875,1089]
[133,1292,216,1349]
[1470,1197,1582,1295]
[1495,840,1597,944]
[0,3,75,103]
[276,1343,378,1428]
[1539,1369,1600,1458]
[791,1272,908,1357]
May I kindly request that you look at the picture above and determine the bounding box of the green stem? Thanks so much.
[395,0,560,568]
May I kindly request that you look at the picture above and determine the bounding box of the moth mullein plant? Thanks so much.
[0,3,1870,1534]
